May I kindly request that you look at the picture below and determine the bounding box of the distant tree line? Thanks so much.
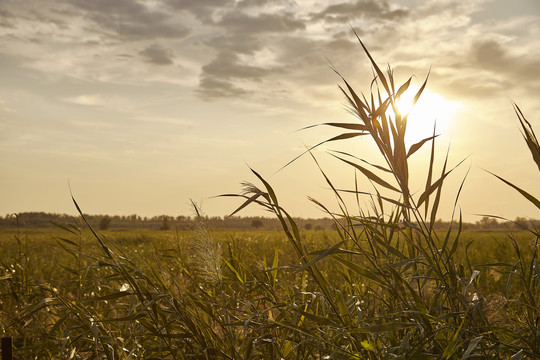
[0,212,336,231]
[1,212,538,231]
[432,216,540,231]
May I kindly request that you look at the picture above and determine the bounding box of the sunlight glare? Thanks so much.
[396,86,460,145]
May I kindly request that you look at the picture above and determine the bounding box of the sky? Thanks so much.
[0,0,539,222]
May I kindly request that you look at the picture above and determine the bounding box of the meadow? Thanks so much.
[1,38,540,359]
[0,225,537,359]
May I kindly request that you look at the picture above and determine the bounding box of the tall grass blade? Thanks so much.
[396,77,412,98]
[70,193,113,259]
[351,27,391,96]
[418,157,466,208]
[413,69,430,106]
[513,103,540,171]
[300,122,369,131]
[407,135,438,158]
[332,154,400,192]
[429,148,450,226]
[278,132,368,172]
[487,170,540,210]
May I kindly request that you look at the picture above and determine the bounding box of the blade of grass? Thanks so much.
[486,170,540,210]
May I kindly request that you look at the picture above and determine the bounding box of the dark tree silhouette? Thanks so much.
[99,215,112,230]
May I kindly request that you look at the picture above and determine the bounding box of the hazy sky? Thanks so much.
[1,0,539,221]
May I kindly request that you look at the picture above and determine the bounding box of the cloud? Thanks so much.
[237,0,294,8]
[472,38,509,68]
[64,94,108,106]
[1,0,538,109]
[203,52,268,79]
[311,0,409,23]
[196,76,248,100]
[187,1,412,101]
[217,11,306,33]
[437,36,540,99]
[140,44,174,65]
[70,0,190,39]
[195,51,269,98]
[471,38,540,79]
[204,33,262,56]
[192,8,308,99]
[165,0,235,21]
[0,8,15,28]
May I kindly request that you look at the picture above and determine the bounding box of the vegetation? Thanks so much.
[3,212,537,232]
[1,37,539,359]
[0,213,339,232]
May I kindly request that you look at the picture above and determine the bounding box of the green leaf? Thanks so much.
[334,256,386,286]
[300,241,345,271]
[361,340,376,351]
[293,309,338,326]
[224,259,245,284]
[48,313,70,337]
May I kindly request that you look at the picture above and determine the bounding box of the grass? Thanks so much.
[1,35,540,359]
[0,227,535,358]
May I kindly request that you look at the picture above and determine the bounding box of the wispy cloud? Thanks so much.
[70,0,190,39]
[311,0,409,23]
[64,94,108,106]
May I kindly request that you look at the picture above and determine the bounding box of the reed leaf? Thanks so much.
[514,103,540,171]
[407,135,438,158]
[487,170,540,210]
[396,77,412,98]
[332,154,400,192]
[351,27,391,97]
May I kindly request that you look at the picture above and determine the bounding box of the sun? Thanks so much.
[395,86,460,145]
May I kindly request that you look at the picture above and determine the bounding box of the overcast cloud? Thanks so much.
[1,0,538,101]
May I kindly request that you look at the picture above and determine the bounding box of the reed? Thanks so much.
[225,31,540,358]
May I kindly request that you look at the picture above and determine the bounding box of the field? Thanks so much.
[2,40,540,359]
[0,224,538,359]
